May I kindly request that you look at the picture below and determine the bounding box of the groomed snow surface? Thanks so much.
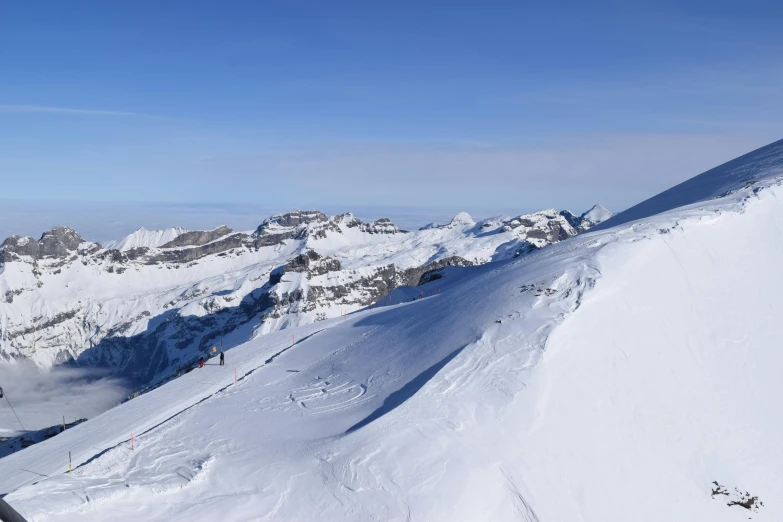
[3,139,783,520]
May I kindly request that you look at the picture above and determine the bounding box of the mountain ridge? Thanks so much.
[0,205,609,384]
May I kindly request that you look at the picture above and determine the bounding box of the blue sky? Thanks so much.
[1,0,782,238]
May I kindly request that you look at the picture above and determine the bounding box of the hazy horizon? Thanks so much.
[0,199,613,244]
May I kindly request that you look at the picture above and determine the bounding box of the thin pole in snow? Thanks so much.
[1,390,25,431]
[234,368,237,383]
[131,433,134,451]
[69,451,72,474]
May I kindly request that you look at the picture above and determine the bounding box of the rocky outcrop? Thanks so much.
[263,210,329,230]
[263,252,473,324]
[0,226,89,262]
[254,211,406,246]
[398,256,474,287]
[160,226,234,248]
[252,211,328,246]
[255,211,327,235]
[560,205,613,234]
[501,210,577,251]
[149,232,249,264]
[361,218,406,234]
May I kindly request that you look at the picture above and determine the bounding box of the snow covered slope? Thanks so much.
[0,206,602,384]
[593,137,783,230]
[2,140,783,520]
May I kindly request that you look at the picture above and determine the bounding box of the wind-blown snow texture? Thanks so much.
[3,139,783,521]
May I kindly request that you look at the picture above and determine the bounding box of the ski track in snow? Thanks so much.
[3,140,783,520]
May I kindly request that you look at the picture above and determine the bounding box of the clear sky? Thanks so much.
[1,0,782,238]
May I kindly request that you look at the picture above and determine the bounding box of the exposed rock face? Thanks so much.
[560,205,614,233]
[254,211,406,246]
[398,256,473,287]
[500,210,578,255]
[255,211,328,236]
[0,226,89,262]
[149,233,249,264]
[160,226,234,248]
[270,251,342,286]
[360,218,406,234]
[267,210,329,229]
[0,236,39,262]
[253,211,329,246]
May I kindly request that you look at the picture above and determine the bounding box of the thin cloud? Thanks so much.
[0,361,129,432]
[0,104,161,119]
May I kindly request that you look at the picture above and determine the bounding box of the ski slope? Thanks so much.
[3,139,783,520]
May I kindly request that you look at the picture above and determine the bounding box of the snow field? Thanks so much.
[4,140,783,520]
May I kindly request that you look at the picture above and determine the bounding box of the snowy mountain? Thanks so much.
[0,206,603,383]
[2,139,783,521]
[103,226,189,251]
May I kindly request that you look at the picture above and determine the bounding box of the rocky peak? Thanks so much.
[38,226,85,257]
[360,218,406,235]
[256,210,329,234]
[419,212,475,231]
[339,214,405,234]
[558,210,580,229]
[1,226,86,262]
[559,205,613,233]
[579,204,613,231]
[1,235,39,259]
[501,210,577,253]
[448,212,475,227]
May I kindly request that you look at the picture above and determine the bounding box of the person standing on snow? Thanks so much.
[219,350,225,366]
[199,357,205,368]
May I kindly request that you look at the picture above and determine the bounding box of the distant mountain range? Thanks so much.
[0,205,610,384]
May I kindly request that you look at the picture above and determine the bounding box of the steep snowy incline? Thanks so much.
[594,137,783,230]
[513,184,783,521]
[3,140,783,520]
[0,246,601,516]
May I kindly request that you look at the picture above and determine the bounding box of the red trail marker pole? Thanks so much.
[234,368,237,383]
[131,433,134,451]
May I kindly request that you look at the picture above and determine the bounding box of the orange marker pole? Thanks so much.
[131,433,134,451]
[234,368,237,383]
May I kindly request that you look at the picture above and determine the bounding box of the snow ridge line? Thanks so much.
[2,327,331,496]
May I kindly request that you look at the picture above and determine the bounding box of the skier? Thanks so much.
[219,350,225,366]
[199,357,205,368]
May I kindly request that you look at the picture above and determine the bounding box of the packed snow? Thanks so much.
[2,139,783,520]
